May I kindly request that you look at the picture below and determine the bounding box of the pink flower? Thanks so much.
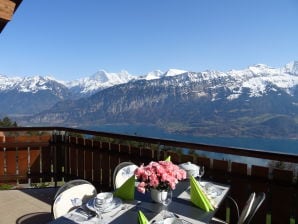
[134,160,187,193]
[137,181,146,194]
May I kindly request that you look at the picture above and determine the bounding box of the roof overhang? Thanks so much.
[0,0,22,33]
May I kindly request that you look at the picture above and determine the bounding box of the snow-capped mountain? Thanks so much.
[66,70,136,97]
[2,60,298,127]
[0,75,70,115]
[24,61,298,139]
[0,74,68,96]
[141,70,164,80]
[164,69,188,77]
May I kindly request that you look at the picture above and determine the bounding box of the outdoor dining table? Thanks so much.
[49,179,230,224]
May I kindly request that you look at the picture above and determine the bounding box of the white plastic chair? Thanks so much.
[211,192,265,224]
[113,162,138,189]
[51,179,97,219]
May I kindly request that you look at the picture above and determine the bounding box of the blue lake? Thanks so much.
[84,124,298,156]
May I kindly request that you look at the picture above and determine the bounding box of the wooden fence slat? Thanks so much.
[69,136,77,144]
[180,154,195,163]
[17,147,28,184]
[101,142,110,151]
[0,150,4,175]
[69,147,77,178]
[41,146,51,182]
[100,150,110,191]
[165,151,180,164]
[29,147,41,181]
[77,148,85,178]
[84,149,93,181]
[77,138,84,146]
[229,162,249,223]
[251,165,269,180]
[250,165,270,223]
[141,148,154,165]
[110,144,120,180]
[270,184,294,224]
[196,156,210,169]
[92,148,101,188]
[273,168,293,183]
[231,162,247,175]
[5,136,15,143]
[6,148,16,175]
[130,146,141,165]
[119,145,130,162]
[211,159,229,183]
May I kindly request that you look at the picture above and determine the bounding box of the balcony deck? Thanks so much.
[0,127,297,224]
[0,187,57,223]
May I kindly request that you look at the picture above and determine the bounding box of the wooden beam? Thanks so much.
[0,0,22,33]
[0,0,16,21]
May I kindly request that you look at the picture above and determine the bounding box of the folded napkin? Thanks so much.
[164,155,171,161]
[138,210,149,224]
[113,175,135,200]
[190,175,214,212]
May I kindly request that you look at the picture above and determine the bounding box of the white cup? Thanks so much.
[95,192,113,206]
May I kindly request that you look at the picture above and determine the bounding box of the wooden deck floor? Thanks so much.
[0,188,58,224]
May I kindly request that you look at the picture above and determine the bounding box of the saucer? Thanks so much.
[86,197,122,213]
[164,217,184,224]
[154,217,184,224]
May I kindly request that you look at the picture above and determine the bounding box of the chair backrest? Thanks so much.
[52,179,97,219]
[243,192,266,224]
[237,192,265,224]
[113,162,138,189]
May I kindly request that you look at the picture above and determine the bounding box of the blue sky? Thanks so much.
[0,0,297,80]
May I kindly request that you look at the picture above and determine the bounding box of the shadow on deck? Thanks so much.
[0,188,58,224]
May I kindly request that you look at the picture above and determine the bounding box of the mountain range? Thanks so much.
[1,61,298,138]
[0,68,189,115]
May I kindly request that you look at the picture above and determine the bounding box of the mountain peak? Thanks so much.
[143,70,164,80]
[164,69,188,77]
[284,61,298,75]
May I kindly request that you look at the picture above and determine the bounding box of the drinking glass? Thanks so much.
[161,190,172,219]
[197,166,205,183]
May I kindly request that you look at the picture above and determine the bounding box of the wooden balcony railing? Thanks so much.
[0,127,297,224]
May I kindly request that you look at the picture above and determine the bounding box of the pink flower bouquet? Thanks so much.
[134,161,187,193]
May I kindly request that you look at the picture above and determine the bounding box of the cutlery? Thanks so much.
[110,205,128,218]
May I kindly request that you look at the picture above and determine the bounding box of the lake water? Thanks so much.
[85,124,298,156]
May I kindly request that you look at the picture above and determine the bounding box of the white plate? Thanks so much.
[205,184,222,198]
[86,197,122,213]
[163,217,184,224]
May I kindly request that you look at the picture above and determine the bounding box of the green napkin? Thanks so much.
[138,210,149,224]
[190,175,214,212]
[113,175,135,200]
[164,155,171,161]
